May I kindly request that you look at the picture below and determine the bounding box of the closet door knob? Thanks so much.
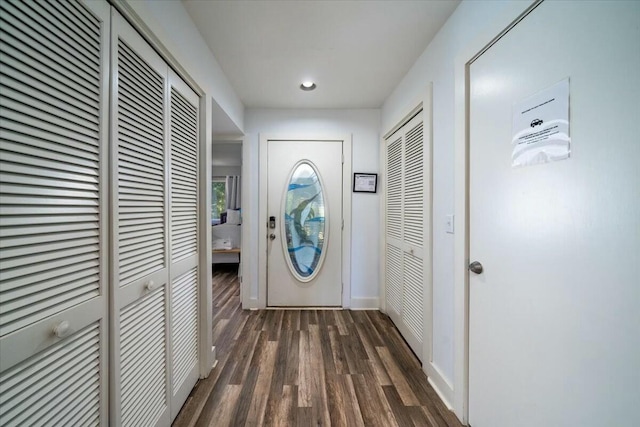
[53,321,71,338]
[145,280,156,291]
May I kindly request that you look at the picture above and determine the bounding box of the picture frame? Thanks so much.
[353,173,378,193]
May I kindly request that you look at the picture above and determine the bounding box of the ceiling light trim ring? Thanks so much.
[300,82,317,91]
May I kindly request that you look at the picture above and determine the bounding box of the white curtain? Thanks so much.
[225,175,241,210]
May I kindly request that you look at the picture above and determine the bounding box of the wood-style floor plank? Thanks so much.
[173,265,463,427]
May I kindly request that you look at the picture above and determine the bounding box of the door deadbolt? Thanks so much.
[269,233,276,240]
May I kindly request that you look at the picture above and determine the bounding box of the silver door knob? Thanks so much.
[269,233,276,240]
[469,261,483,274]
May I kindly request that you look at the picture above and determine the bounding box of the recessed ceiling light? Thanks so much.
[300,81,316,91]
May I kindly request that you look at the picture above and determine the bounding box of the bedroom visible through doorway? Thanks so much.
[212,141,242,269]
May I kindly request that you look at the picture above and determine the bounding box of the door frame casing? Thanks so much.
[452,0,541,423]
[256,134,352,309]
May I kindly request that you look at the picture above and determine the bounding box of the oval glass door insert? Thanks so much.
[283,161,327,281]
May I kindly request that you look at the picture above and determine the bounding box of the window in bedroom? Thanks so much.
[212,177,226,224]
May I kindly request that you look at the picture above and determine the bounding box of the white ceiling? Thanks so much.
[183,0,460,110]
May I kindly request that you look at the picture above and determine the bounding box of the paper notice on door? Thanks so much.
[512,78,570,167]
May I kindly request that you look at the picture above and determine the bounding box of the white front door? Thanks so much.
[469,1,640,426]
[267,140,343,306]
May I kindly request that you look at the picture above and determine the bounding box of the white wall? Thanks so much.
[212,166,241,177]
[382,0,532,390]
[212,143,242,177]
[244,109,381,307]
[125,0,244,135]
[212,144,242,167]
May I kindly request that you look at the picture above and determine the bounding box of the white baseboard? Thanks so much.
[242,297,261,310]
[200,346,217,379]
[424,362,454,410]
[349,297,380,310]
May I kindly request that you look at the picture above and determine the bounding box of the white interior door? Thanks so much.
[267,140,342,306]
[469,2,640,426]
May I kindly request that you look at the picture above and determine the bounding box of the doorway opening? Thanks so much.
[211,140,243,296]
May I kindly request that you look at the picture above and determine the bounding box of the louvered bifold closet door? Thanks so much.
[400,116,424,359]
[111,12,170,427]
[0,0,110,425]
[383,113,425,361]
[168,70,199,421]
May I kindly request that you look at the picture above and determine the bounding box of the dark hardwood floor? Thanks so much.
[173,265,463,427]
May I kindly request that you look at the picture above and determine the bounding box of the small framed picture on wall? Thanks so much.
[353,173,378,193]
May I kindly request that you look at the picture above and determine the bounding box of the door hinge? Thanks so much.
[342,219,344,230]
[342,154,344,164]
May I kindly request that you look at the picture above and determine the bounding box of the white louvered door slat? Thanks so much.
[385,244,403,314]
[168,70,200,421]
[117,37,166,286]
[170,269,198,391]
[0,0,109,424]
[120,289,167,427]
[111,11,170,427]
[403,121,424,251]
[386,136,403,242]
[0,323,102,426]
[170,83,198,264]
[402,252,424,341]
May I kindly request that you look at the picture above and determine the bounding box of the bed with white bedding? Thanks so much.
[211,223,241,264]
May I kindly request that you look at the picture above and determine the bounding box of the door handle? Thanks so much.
[469,261,483,274]
[269,233,276,240]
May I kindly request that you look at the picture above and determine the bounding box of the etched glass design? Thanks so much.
[284,162,326,279]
